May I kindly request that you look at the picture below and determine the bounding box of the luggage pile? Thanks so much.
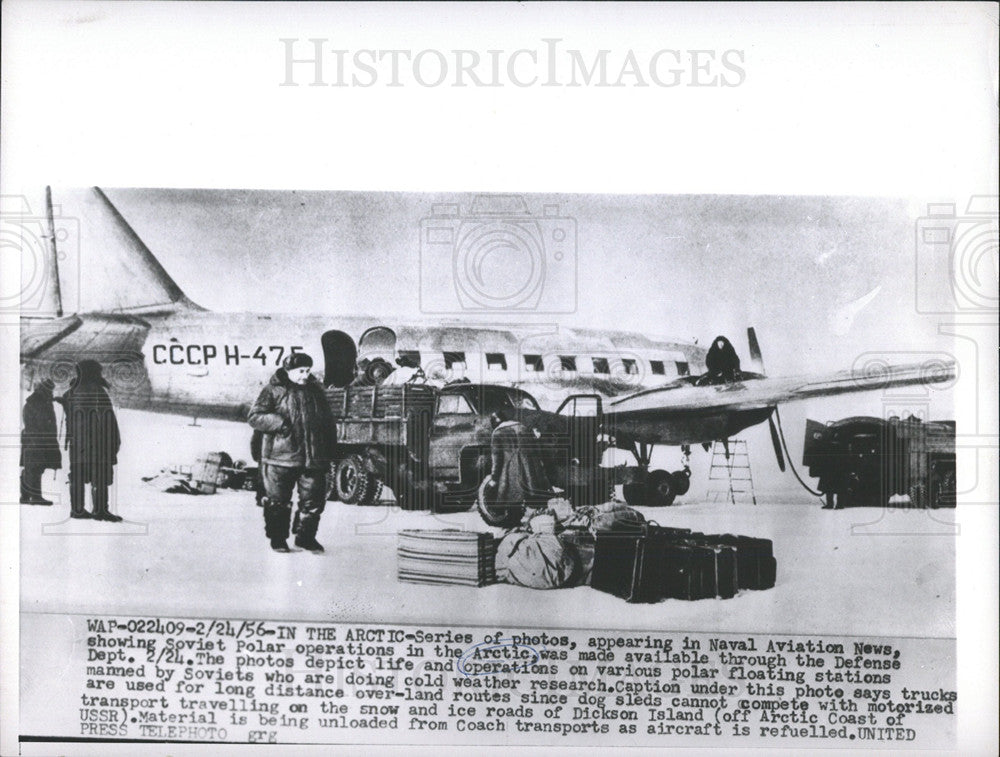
[397,529,497,587]
[591,525,776,603]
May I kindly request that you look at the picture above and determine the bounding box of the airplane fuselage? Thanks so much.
[21,308,710,428]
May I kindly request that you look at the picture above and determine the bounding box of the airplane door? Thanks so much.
[321,330,358,388]
[358,326,397,362]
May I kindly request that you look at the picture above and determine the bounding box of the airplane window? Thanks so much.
[592,357,610,374]
[444,351,466,368]
[622,358,639,375]
[523,354,543,372]
[399,350,421,366]
[559,356,577,371]
[675,361,690,376]
[650,360,665,375]
[486,353,507,371]
[437,394,474,414]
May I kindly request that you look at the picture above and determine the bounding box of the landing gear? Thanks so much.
[645,469,676,507]
[623,442,692,507]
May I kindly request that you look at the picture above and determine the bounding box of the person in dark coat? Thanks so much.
[248,353,336,553]
[61,360,122,521]
[484,407,553,511]
[250,429,265,507]
[702,335,743,384]
[20,378,61,505]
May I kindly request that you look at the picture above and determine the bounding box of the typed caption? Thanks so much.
[20,613,955,748]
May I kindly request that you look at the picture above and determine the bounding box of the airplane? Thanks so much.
[19,187,955,507]
[19,188,711,419]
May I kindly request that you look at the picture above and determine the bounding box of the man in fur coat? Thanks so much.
[249,353,336,553]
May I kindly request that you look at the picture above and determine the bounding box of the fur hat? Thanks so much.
[75,359,109,387]
[282,352,314,370]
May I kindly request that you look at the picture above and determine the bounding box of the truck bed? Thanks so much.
[325,384,437,448]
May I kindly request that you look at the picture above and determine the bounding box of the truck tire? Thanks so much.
[334,453,378,505]
[477,477,525,527]
[645,469,676,507]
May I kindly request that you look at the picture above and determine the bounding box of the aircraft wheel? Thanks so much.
[645,469,676,507]
[334,453,373,505]
[477,477,525,527]
[622,482,646,508]
[670,469,691,497]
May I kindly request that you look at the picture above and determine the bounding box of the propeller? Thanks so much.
[748,327,785,471]
[768,414,787,472]
[748,327,764,374]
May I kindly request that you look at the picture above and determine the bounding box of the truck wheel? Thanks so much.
[359,477,384,506]
[477,478,525,527]
[908,482,928,510]
[334,453,373,505]
[645,469,676,507]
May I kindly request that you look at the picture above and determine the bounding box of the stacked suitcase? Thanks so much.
[397,529,497,587]
[591,525,776,603]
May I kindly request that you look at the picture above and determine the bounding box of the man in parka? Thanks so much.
[61,360,123,521]
[248,353,336,553]
[20,378,61,505]
[484,407,554,512]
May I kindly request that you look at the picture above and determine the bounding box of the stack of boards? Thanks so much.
[397,529,497,587]
[592,526,777,603]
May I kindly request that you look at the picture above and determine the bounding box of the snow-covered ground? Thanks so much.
[19,409,955,638]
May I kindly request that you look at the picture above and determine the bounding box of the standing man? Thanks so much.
[61,360,122,521]
[20,378,61,505]
[485,407,554,512]
[248,353,336,553]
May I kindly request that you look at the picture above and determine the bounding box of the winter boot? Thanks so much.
[294,519,324,553]
[263,498,292,551]
[91,485,123,522]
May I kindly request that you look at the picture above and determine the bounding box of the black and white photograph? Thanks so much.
[2,2,996,755]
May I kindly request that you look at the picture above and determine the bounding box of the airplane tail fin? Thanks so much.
[51,187,202,314]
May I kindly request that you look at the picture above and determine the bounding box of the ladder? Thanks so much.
[707,439,757,505]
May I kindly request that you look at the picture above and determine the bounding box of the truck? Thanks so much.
[802,415,956,509]
[323,382,612,525]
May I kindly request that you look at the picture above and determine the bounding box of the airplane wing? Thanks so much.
[608,360,956,417]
